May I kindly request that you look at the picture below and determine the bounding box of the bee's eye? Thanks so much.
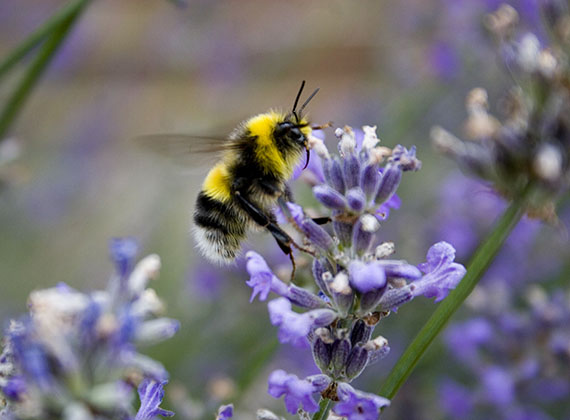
[290,127,304,143]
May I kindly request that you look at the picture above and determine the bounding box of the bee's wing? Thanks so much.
[134,134,235,167]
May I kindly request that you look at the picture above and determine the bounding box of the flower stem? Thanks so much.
[378,186,530,400]
[312,398,333,420]
[0,0,90,140]
[0,0,89,80]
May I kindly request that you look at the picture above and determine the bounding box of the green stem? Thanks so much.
[312,398,333,420]
[0,0,89,140]
[378,186,530,400]
[0,0,89,80]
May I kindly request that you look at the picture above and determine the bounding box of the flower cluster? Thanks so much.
[245,126,466,419]
[440,284,570,420]
[431,2,570,220]
[0,238,177,420]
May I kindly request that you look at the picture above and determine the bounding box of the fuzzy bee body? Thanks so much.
[192,111,312,264]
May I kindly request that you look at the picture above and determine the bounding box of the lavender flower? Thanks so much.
[135,380,174,420]
[267,370,329,414]
[440,285,570,420]
[215,404,234,420]
[0,239,177,420]
[242,124,466,417]
[413,242,466,302]
[431,3,570,219]
[334,383,390,420]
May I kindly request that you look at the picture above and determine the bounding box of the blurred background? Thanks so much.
[0,1,568,419]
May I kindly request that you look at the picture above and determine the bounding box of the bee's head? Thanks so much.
[283,81,320,169]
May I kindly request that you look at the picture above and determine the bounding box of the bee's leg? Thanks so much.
[234,189,301,279]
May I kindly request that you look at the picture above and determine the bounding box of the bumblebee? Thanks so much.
[139,82,320,266]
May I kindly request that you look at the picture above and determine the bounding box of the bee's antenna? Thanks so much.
[298,88,320,115]
[292,80,306,121]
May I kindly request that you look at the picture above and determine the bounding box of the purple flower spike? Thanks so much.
[245,251,288,302]
[215,404,233,420]
[313,185,347,210]
[348,261,386,294]
[413,242,466,302]
[335,383,390,420]
[268,298,336,346]
[135,380,174,420]
[267,369,320,414]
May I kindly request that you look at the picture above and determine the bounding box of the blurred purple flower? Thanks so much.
[439,379,474,419]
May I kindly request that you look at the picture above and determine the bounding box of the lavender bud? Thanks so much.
[324,158,345,193]
[333,216,353,248]
[377,285,414,312]
[375,242,395,259]
[134,318,180,346]
[313,185,347,210]
[360,163,381,199]
[343,155,361,189]
[345,345,369,380]
[346,187,366,213]
[329,272,354,317]
[300,219,334,252]
[533,143,563,183]
[359,285,388,314]
[311,309,338,328]
[352,215,380,256]
[331,337,351,376]
[350,319,374,346]
[375,164,402,205]
[307,374,332,392]
[312,337,332,372]
[365,336,390,365]
[312,259,328,294]
[287,285,326,309]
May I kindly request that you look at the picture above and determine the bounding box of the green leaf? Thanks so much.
[378,185,530,400]
[0,0,90,80]
[0,0,90,140]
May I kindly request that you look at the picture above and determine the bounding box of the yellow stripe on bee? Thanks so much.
[203,162,232,202]
[246,111,311,178]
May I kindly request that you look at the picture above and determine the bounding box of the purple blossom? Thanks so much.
[267,370,320,414]
[481,366,515,407]
[215,404,233,420]
[245,251,286,302]
[268,298,336,346]
[444,318,493,364]
[413,242,466,302]
[135,380,174,420]
[439,379,474,419]
[348,261,387,294]
[334,383,390,420]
